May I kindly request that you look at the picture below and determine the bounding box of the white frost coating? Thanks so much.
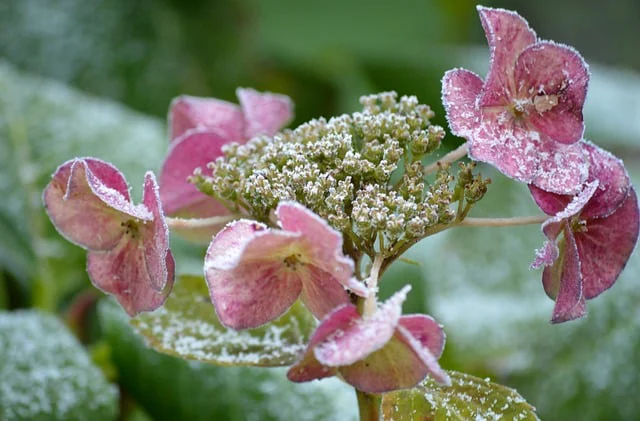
[0,311,118,420]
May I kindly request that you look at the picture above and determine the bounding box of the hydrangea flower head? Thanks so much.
[442,6,590,194]
[287,286,450,393]
[530,142,639,323]
[43,158,175,316]
[159,88,293,240]
[204,202,367,329]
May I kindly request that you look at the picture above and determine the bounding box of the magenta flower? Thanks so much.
[204,201,367,329]
[159,88,293,240]
[43,158,175,316]
[287,286,450,393]
[530,142,639,323]
[442,6,590,194]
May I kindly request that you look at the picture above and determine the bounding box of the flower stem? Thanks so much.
[165,215,238,230]
[423,142,468,175]
[363,254,384,317]
[458,215,547,227]
[356,389,381,421]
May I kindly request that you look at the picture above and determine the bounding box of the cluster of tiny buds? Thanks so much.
[193,92,489,258]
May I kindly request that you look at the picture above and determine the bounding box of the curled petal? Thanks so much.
[159,130,230,217]
[543,225,585,323]
[237,88,294,138]
[43,158,150,250]
[515,42,589,144]
[287,304,356,383]
[314,286,409,367]
[141,172,173,292]
[87,238,175,316]
[398,315,446,359]
[441,68,483,138]
[339,330,446,393]
[477,6,536,107]
[531,239,559,269]
[169,95,244,142]
[276,202,367,296]
[580,142,631,219]
[205,223,303,329]
[578,188,639,299]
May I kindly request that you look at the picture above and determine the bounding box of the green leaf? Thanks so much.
[0,310,118,421]
[381,371,539,421]
[100,299,357,421]
[131,275,317,366]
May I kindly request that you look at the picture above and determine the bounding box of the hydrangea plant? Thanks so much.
[42,5,638,420]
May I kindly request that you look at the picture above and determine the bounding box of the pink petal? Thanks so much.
[276,202,366,296]
[314,286,409,367]
[287,304,356,383]
[168,95,244,142]
[542,224,586,323]
[398,315,446,359]
[531,139,588,194]
[467,116,539,183]
[204,223,303,329]
[87,237,175,316]
[515,42,589,144]
[140,172,173,292]
[441,68,483,137]
[339,330,446,393]
[298,265,351,320]
[396,325,451,385]
[43,158,150,251]
[477,6,536,107]
[159,130,231,217]
[531,239,560,269]
[578,188,639,299]
[580,142,631,219]
[529,185,572,216]
[237,88,294,139]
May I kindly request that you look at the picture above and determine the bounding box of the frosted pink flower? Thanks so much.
[43,158,175,316]
[530,142,639,323]
[159,88,293,241]
[287,286,450,393]
[442,6,590,194]
[204,202,367,329]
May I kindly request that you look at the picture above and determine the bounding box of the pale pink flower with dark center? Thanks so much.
[43,158,175,316]
[204,202,367,329]
[442,6,590,194]
[287,286,450,393]
[159,88,293,241]
[530,142,639,323]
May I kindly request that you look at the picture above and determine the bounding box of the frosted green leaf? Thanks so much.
[0,310,118,421]
[131,275,317,366]
[381,371,539,421]
[101,299,357,421]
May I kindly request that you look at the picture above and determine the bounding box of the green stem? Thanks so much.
[356,389,382,421]
[363,254,384,317]
[458,215,546,227]
[423,142,468,175]
[165,214,239,230]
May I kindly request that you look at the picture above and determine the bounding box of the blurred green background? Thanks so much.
[0,0,639,420]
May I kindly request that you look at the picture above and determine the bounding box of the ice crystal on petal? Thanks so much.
[204,202,365,329]
[43,158,174,316]
[529,143,639,323]
[443,6,590,194]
